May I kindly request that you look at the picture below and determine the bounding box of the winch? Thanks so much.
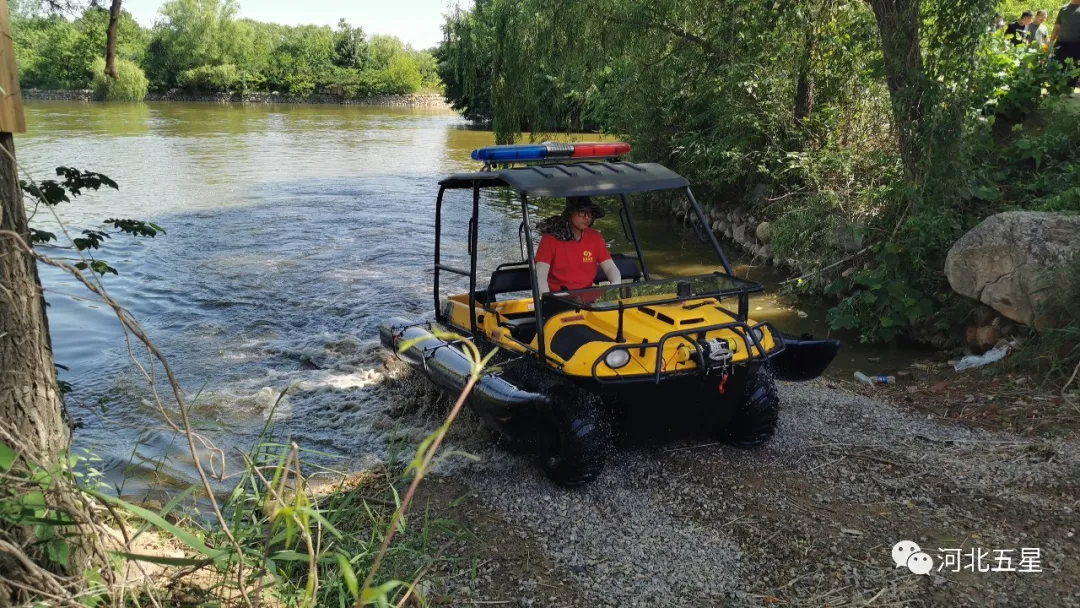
[697,337,733,372]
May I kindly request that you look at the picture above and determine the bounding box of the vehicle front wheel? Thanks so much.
[538,387,610,487]
[721,364,779,448]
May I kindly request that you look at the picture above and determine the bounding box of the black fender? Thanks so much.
[768,334,840,381]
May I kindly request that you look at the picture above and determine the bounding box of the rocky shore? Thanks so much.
[671,196,801,271]
[22,88,451,108]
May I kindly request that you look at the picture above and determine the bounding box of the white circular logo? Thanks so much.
[891,540,921,568]
[907,551,934,575]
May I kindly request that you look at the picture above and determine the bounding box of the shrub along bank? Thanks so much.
[438,0,1080,351]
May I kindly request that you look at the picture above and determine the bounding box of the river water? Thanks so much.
[19,101,888,497]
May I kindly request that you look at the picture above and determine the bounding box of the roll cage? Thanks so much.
[434,160,757,366]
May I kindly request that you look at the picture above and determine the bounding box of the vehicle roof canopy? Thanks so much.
[438,162,689,198]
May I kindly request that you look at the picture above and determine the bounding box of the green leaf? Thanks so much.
[28,228,57,244]
[86,489,227,561]
[830,314,859,330]
[337,553,360,600]
[0,442,17,472]
[267,550,314,562]
[133,485,198,541]
[299,507,345,539]
[75,260,118,276]
[22,491,46,510]
[46,539,71,567]
[112,552,211,567]
[971,186,1001,202]
[361,581,403,606]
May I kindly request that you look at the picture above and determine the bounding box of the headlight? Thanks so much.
[605,348,631,369]
[750,326,765,343]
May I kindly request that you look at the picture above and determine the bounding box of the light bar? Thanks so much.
[471,141,631,163]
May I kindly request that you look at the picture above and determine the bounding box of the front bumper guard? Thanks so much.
[590,320,785,384]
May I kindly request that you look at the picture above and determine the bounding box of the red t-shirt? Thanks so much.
[535,228,612,292]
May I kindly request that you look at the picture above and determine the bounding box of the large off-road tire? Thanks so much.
[538,386,610,487]
[722,364,780,448]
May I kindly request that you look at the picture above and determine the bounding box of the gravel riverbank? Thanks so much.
[416,379,1080,606]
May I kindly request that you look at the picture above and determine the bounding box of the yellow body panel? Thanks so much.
[445,293,779,379]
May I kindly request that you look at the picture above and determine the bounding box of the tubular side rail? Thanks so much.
[436,263,472,276]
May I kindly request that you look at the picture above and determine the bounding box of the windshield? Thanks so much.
[545,272,763,311]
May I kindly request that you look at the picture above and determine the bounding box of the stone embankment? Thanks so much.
[670,196,792,270]
[22,88,451,108]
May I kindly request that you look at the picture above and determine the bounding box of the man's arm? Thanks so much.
[536,262,551,294]
[1052,23,1061,43]
[599,259,622,285]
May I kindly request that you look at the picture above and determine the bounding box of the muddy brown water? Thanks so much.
[20,101,917,496]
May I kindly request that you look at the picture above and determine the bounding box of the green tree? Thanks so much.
[367,33,406,70]
[378,53,422,93]
[73,6,150,68]
[264,24,336,94]
[144,0,245,89]
[333,18,368,69]
[412,48,440,91]
[12,15,78,87]
[437,4,494,122]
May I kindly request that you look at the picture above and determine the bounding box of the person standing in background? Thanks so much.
[1027,9,1051,47]
[1051,0,1080,88]
[1006,11,1034,44]
[991,13,1007,32]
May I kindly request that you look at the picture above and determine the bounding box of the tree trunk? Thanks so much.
[0,132,68,468]
[105,0,123,79]
[868,0,925,177]
[793,26,816,122]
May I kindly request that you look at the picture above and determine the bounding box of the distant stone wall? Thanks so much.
[22,89,94,101]
[22,89,451,109]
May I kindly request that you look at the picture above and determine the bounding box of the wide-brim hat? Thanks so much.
[565,196,605,219]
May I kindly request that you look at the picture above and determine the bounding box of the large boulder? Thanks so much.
[945,211,1080,328]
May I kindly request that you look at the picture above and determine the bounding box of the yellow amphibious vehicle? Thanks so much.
[381,142,839,486]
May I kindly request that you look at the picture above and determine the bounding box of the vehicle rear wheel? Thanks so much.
[538,386,610,487]
[721,364,779,448]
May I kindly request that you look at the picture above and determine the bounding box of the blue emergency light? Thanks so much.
[471,142,631,163]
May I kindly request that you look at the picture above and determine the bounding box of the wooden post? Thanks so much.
[0,0,25,135]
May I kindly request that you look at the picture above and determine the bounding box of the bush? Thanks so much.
[176,63,242,92]
[977,38,1080,121]
[90,57,148,101]
[374,54,422,94]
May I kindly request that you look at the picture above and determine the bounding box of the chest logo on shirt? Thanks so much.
[582,250,594,263]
